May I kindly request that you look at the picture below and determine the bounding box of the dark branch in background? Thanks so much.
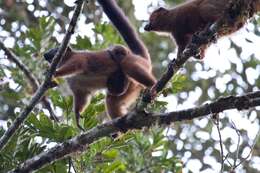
[212,116,225,173]
[0,42,58,122]
[97,0,150,59]
[0,42,38,90]
[0,0,85,151]
[9,90,260,173]
[232,121,241,169]
[142,0,256,103]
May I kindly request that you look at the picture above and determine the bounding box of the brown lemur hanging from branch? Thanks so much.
[44,0,156,130]
[145,0,260,59]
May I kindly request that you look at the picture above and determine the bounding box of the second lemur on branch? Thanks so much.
[44,0,157,130]
[145,0,260,59]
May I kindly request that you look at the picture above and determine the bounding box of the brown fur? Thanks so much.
[51,45,156,130]
[145,0,259,59]
[44,0,157,131]
[96,0,157,123]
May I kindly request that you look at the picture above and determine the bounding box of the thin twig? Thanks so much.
[68,158,72,173]
[230,121,241,168]
[227,160,233,168]
[0,41,58,122]
[224,153,231,165]
[68,157,77,173]
[234,128,260,169]
[212,114,225,173]
[0,42,39,89]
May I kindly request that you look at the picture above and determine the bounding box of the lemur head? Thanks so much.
[108,45,131,62]
[144,7,168,31]
[44,46,72,63]
[110,45,129,57]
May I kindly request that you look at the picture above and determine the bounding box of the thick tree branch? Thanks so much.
[0,42,58,121]
[9,90,260,173]
[0,0,85,151]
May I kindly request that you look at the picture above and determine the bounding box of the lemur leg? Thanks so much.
[120,56,156,87]
[107,69,129,96]
[174,33,190,58]
[72,89,92,131]
[106,81,142,119]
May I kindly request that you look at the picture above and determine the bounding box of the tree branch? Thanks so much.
[0,0,85,151]
[212,116,225,173]
[0,42,58,122]
[9,90,260,173]
[0,42,38,90]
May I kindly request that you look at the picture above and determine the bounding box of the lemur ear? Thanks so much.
[43,47,59,63]
[112,45,128,57]
[153,7,168,15]
[156,7,166,12]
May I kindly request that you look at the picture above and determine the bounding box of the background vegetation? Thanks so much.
[0,0,259,172]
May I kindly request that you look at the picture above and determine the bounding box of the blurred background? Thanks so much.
[0,0,259,172]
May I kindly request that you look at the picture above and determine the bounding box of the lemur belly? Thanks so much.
[67,74,109,91]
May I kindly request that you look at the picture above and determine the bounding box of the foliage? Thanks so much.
[74,128,182,173]
[0,0,259,173]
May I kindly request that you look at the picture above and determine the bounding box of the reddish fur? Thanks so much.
[97,0,156,124]
[106,80,142,119]
[53,45,156,130]
[145,0,259,59]
[44,0,157,130]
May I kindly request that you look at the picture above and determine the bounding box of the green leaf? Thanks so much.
[147,100,168,112]
[103,160,126,173]
[39,112,52,127]
[49,90,73,116]
[171,74,187,93]
[93,23,124,48]
[73,36,92,50]
[102,149,118,159]
[27,113,42,130]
